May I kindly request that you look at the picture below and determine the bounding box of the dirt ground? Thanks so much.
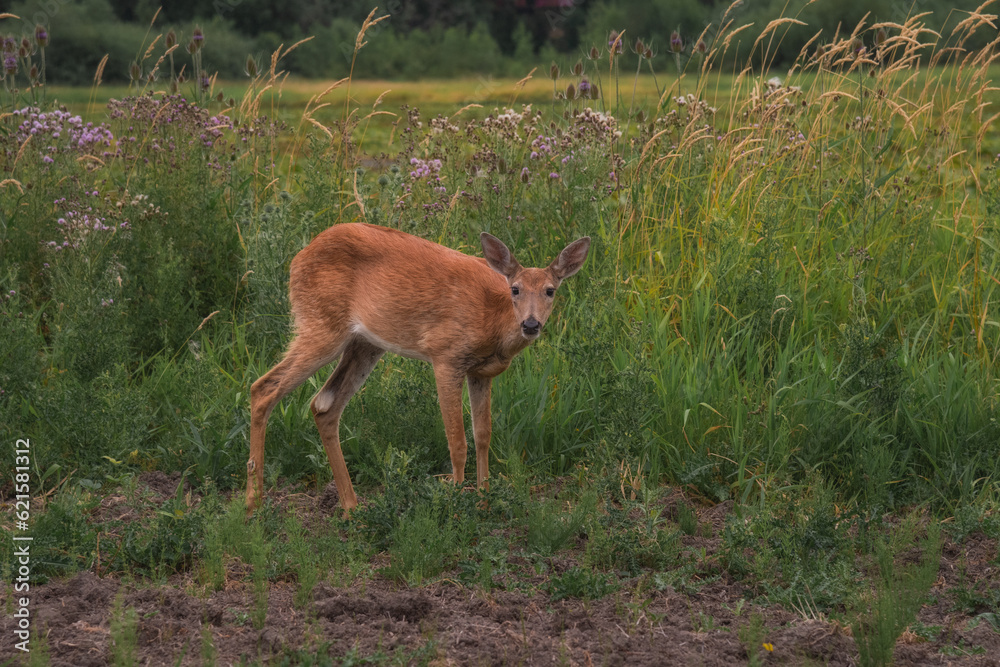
[2,476,999,666]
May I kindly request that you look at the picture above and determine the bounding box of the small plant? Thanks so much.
[109,589,139,667]
[384,504,457,585]
[676,501,699,536]
[526,494,593,556]
[286,514,320,608]
[738,612,768,667]
[851,520,942,667]
[200,625,217,666]
[547,566,617,601]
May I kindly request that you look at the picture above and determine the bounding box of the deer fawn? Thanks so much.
[245,223,590,514]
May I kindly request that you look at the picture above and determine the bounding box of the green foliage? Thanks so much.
[525,494,592,556]
[109,589,139,667]
[722,483,856,610]
[546,566,617,601]
[585,496,680,576]
[26,488,99,582]
[851,518,942,667]
[123,475,206,575]
[384,503,459,585]
[738,612,769,667]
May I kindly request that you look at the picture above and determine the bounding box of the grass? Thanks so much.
[1,3,999,664]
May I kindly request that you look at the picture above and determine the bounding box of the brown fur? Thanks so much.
[245,223,590,514]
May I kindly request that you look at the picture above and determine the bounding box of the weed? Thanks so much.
[109,589,139,667]
[200,625,217,667]
[384,504,457,586]
[676,501,699,536]
[739,612,768,667]
[526,494,593,556]
[547,566,617,601]
[851,519,942,667]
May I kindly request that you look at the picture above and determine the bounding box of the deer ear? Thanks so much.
[481,232,521,279]
[550,237,591,280]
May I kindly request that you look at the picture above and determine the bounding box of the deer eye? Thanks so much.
[545,287,555,297]
[511,286,520,296]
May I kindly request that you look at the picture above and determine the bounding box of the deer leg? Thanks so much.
[247,336,343,516]
[311,338,384,514]
[467,374,493,491]
[433,364,468,485]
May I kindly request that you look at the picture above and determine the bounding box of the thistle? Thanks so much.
[608,30,623,54]
[34,25,47,48]
[670,30,683,54]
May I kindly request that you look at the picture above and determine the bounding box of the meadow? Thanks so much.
[1,6,999,666]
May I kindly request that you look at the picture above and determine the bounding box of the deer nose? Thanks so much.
[522,317,541,337]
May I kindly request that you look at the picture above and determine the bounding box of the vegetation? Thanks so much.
[1,0,993,83]
[0,2,999,664]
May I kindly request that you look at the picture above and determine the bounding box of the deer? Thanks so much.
[245,222,591,515]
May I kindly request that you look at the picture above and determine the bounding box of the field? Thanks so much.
[2,8,1000,666]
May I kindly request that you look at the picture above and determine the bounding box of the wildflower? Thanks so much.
[875,27,887,47]
[763,643,774,652]
[578,78,593,99]
[608,30,623,54]
[695,38,707,55]
[566,82,576,99]
[549,172,560,179]
[588,46,599,60]
[165,30,177,50]
[42,155,53,163]
[633,38,645,55]
[670,30,684,54]
[520,166,530,183]
[34,25,48,48]
[3,54,17,76]
[549,63,559,81]
[573,60,583,75]
[129,61,142,82]
[245,55,258,78]
[192,27,204,50]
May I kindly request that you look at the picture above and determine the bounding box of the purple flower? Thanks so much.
[549,172,560,179]
[42,155,53,164]
[3,55,17,76]
[670,30,684,54]
[608,31,623,54]
[578,79,592,95]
